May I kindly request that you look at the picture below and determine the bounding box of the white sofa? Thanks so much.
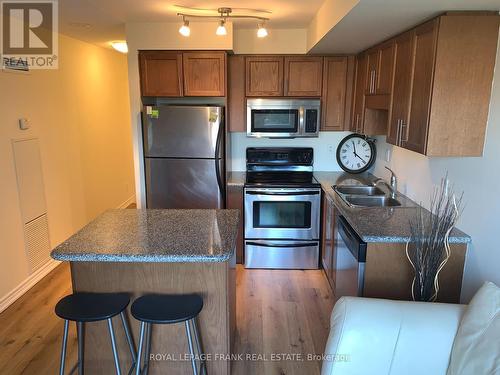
[321,297,466,375]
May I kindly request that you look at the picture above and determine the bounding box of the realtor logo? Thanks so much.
[1,0,58,69]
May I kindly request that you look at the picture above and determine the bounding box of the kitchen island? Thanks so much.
[51,209,239,375]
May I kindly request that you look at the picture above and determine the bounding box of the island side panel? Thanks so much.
[70,261,232,375]
[363,243,467,303]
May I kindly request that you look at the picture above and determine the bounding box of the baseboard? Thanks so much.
[0,258,61,314]
[0,195,136,314]
[117,194,136,209]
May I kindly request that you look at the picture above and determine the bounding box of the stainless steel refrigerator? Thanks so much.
[142,105,225,209]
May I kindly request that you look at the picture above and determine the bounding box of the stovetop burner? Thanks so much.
[245,147,320,188]
[245,171,320,187]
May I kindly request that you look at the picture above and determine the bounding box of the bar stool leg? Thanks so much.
[77,322,85,375]
[120,312,137,365]
[191,318,207,375]
[135,322,146,375]
[185,320,198,375]
[143,323,152,375]
[59,320,69,375]
[107,318,122,375]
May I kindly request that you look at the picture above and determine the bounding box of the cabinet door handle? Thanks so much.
[370,70,375,94]
[395,119,401,146]
[401,121,408,143]
[373,70,377,93]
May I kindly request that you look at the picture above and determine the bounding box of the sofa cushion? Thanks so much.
[447,282,500,375]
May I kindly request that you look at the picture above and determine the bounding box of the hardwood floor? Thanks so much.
[0,264,335,375]
[0,263,76,374]
[232,266,335,375]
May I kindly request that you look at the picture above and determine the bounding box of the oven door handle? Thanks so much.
[245,191,320,196]
[246,241,319,248]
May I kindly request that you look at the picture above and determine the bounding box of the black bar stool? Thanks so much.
[55,292,136,375]
[131,294,206,375]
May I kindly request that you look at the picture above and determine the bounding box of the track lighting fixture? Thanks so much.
[177,7,269,38]
[178,17,190,37]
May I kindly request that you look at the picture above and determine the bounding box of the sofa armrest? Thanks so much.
[321,297,466,375]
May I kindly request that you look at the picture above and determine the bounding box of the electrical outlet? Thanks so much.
[385,148,391,163]
[327,145,334,154]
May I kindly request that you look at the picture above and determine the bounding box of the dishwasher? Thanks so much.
[334,215,367,297]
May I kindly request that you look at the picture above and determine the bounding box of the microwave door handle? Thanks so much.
[245,191,320,196]
[299,107,305,133]
[246,241,319,248]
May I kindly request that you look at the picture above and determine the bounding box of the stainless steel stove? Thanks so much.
[244,148,321,269]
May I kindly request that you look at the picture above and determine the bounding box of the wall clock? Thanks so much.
[336,134,376,174]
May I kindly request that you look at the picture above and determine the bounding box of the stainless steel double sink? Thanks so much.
[333,185,402,207]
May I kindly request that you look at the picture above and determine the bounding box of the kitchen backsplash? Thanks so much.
[229,131,352,171]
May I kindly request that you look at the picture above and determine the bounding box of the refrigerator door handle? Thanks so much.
[214,118,224,203]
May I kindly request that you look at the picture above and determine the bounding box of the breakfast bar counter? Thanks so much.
[51,209,240,375]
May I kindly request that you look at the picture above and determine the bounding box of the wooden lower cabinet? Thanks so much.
[321,194,336,289]
[363,242,467,303]
[227,183,244,264]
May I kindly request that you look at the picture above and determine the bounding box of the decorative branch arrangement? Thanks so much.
[405,177,463,302]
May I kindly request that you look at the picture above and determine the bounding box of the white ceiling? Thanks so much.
[309,0,500,54]
[59,0,324,46]
[59,0,500,52]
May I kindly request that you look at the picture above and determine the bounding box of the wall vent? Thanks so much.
[24,214,51,273]
[12,138,51,274]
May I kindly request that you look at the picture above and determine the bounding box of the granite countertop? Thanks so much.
[227,171,246,187]
[313,171,471,244]
[51,209,240,262]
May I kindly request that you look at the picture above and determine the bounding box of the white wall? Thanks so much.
[233,28,307,54]
[372,32,500,303]
[230,132,349,171]
[0,34,135,305]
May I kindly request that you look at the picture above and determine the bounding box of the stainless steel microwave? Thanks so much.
[246,99,320,138]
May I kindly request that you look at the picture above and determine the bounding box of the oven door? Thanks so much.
[244,187,320,240]
[245,240,319,269]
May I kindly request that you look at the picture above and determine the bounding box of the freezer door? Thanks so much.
[145,158,224,209]
[143,106,224,159]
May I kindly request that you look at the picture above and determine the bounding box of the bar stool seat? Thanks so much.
[131,294,206,375]
[131,294,203,324]
[55,292,130,322]
[55,292,136,375]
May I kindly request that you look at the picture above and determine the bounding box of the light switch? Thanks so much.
[19,118,30,130]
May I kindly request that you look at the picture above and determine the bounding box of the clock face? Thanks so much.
[336,134,376,173]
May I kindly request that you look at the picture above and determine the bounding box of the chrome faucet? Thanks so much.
[374,166,398,199]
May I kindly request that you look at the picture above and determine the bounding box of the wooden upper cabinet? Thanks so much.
[139,51,183,97]
[182,52,226,96]
[365,49,379,95]
[405,19,438,154]
[245,56,284,96]
[322,57,350,131]
[385,13,499,156]
[228,55,245,132]
[284,56,323,96]
[387,31,415,146]
[377,41,396,95]
[352,54,368,133]
[365,42,395,96]
[426,13,499,156]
